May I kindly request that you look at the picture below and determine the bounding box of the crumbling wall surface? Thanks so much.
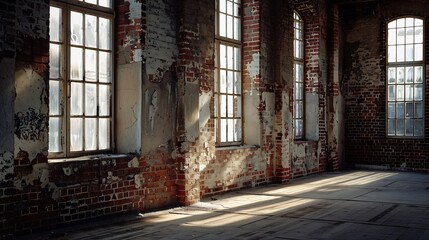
[343,0,429,170]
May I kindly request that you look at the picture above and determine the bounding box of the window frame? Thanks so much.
[215,0,243,146]
[293,11,305,140]
[386,16,425,138]
[49,0,115,158]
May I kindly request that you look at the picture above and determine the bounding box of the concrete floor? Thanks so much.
[24,170,429,240]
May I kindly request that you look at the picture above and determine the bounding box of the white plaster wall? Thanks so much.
[116,62,142,153]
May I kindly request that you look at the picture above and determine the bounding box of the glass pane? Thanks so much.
[234,47,240,70]
[388,29,396,45]
[85,0,96,4]
[49,81,61,115]
[234,119,242,142]
[397,45,405,62]
[405,18,414,27]
[234,96,241,117]
[49,117,61,152]
[220,119,227,142]
[397,67,404,83]
[49,43,61,79]
[227,71,234,93]
[388,103,395,118]
[50,7,62,42]
[388,68,396,83]
[220,44,226,68]
[99,85,110,116]
[397,18,405,28]
[397,28,405,45]
[414,44,423,61]
[405,28,413,44]
[70,47,83,80]
[99,118,110,149]
[415,19,423,26]
[405,119,413,136]
[71,11,83,45]
[405,102,413,118]
[405,67,413,83]
[388,85,395,101]
[295,119,303,138]
[227,95,233,117]
[71,82,83,115]
[396,85,404,101]
[227,46,233,69]
[220,70,227,93]
[396,102,405,118]
[234,17,240,40]
[227,119,235,142]
[227,0,233,15]
[219,13,226,37]
[405,85,413,101]
[388,20,396,29]
[396,119,405,136]
[415,27,423,43]
[99,0,111,8]
[234,72,241,94]
[85,50,97,82]
[406,44,413,61]
[415,66,423,83]
[414,119,423,136]
[99,17,111,50]
[99,51,111,83]
[85,83,97,116]
[415,102,423,118]
[295,101,303,118]
[387,119,396,136]
[220,95,227,117]
[85,118,97,150]
[227,15,233,39]
[85,14,97,48]
[414,84,423,100]
[70,118,83,151]
[220,0,226,12]
[296,82,303,100]
[388,45,396,62]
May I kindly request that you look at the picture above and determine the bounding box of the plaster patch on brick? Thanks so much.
[0,151,14,182]
[199,91,212,130]
[134,173,144,188]
[126,0,142,20]
[128,157,140,168]
[14,163,58,199]
[246,52,260,95]
[262,92,275,134]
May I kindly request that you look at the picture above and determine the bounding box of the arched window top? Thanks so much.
[294,11,304,60]
[387,17,424,63]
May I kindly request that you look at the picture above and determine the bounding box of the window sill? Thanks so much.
[215,145,259,151]
[48,153,133,164]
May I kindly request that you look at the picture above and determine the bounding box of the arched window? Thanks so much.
[293,11,304,139]
[387,17,424,137]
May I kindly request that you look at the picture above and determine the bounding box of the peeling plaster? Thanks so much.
[199,92,212,130]
[128,157,140,168]
[0,151,14,181]
[13,163,59,199]
[246,52,260,95]
[126,0,142,21]
[134,173,144,189]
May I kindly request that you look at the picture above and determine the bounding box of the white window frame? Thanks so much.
[215,0,242,146]
[386,16,425,138]
[293,11,305,139]
[49,0,114,158]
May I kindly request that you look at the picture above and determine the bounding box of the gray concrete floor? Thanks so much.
[25,170,429,239]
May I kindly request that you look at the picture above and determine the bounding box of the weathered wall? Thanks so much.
[342,0,429,170]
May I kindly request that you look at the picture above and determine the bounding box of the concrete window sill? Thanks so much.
[215,145,259,151]
[48,153,133,164]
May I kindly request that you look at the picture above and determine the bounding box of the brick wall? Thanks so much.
[343,0,429,171]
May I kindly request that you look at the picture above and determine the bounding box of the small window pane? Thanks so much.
[227,15,233,39]
[397,28,405,45]
[415,27,423,43]
[388,20,396,29]
[220,0,226,12]
[227,0,233,15]
[85,118,97,150]
[388,29,396,45]
[406,67,413,83]
[414,119,423,136]
[219,13,226,37]
[234,47,241,70]
[70,118,83,151]
[388,103,395,118]
[220,95,227,117]
[99,0,111,8]
[99,85,110,116]
[414,84,423,100]
[397,18,405,28]
[396,102,404,118]
[220,119,227,142]
[234,72,241,94]
[99,118,110,149]
[397,45,405,62]
[228,119,234,142]
[414,44,423,61]
[227,46,234,69]
[99,17,111,50]
[396,85,404,101]
[49,81,61,115]
[85,83,97,116]
[50,7,62,42]
[85,50,97,82]
[387,119,396,135]
[415,102,423,118]
[70,47,83,80]
[296,101,303,118]
[295,119,303,138]
[49,43,61,79]
[396,119,405,136]
[71,82,83,116]
[415,66,423,83]
[234,96,241,117]
[234,119,241,141]
[220,45,226,68]
[85,0,96,4]
[405,102,414,118]
[388,45,396,62]
[220,70,227,93]
[85,14,97,48]
[234,17,240,40]
[405,85,413,101]
[405,44,413,61]
[99,51,111,82]
[296,83,303,100]
[405,28,413,44]
[388,85,396,101]
[397,67,405,83]
[49,117,61,152]
[227,71,234,93]
[227,95,233,117]
[405,119,414,136]
[388,68,396,83]
[71,11,83,45]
